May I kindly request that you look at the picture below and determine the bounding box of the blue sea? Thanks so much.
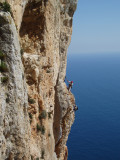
[66,53,120,160]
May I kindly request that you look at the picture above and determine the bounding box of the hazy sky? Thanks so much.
[68,0,120,54]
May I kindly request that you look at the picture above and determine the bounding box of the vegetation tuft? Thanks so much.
[6,97,10,103]
[20,48,24,56]
[29,112,32,119]
[37,123,41,131]
[0,61,8,72]
[0,51,6,60]
[36,158,39,160]
[30,119,32,124]
[36,124,45,135]
[28,96,35,104]
[39,110,47,120]
[1,76,9,83]
[0,2,11,12]
[41,126,45,135]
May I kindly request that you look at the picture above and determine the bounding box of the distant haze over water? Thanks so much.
[66,53,120,160]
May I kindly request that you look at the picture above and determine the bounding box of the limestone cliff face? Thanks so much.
[0,12,30,159]
[0,0,77,160]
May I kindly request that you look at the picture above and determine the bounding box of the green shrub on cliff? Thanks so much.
[0,51,6,60]
[6,97,10,103]
[40,125,45,135]
[28,96,35,104]
[1,76,9,83]
[37,123,41,131]
[36,124,45,135]
[0,2,11,12]
[20,48,24,56]
[29,112,32,119]
[29,112,33,124]
[0,61,8,72]
[39,110,47,120]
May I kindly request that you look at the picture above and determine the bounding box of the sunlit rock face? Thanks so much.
[0,0,77,159]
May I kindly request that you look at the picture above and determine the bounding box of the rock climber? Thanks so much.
[67,80,73,91]
[65,76,73,91]
[73,105,78,111]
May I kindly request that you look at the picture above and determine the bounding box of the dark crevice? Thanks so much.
[53,78,62,157]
